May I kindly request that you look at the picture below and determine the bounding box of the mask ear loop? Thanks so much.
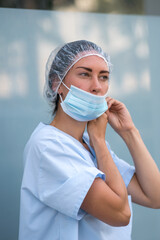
[62,81,70,90]
[59,93,63,103]
[59,81,71,102]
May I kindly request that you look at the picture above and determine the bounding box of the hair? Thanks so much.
[54,94,59,115]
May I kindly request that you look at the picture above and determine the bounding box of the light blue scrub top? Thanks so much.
[19,122,135,240]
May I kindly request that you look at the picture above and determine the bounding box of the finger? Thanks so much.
[107,98,123,110]
[105,96,112,101]
[106,97,113,108]
[107,98,116,109]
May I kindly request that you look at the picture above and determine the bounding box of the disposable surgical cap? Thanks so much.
[44,40,112,109]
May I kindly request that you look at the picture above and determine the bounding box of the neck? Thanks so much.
[50,107,87,143]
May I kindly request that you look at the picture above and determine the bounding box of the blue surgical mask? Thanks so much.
[59,83,108,121]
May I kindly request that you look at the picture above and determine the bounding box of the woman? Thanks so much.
[19,40,160,240]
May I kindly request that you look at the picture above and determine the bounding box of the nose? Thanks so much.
[90,76,102,94]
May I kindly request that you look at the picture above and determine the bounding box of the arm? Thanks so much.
[125,128,160,208]
[107,97,160,209]
[81,113,131,226]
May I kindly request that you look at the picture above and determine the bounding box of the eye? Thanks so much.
[99,75,109,81]
[79,72,90,77]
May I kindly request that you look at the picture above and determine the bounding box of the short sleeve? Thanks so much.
[38,140,105,220]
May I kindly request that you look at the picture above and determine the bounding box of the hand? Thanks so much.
[106,97,135,136]
[87,112,108,148]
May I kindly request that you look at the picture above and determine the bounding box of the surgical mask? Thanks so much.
[59,83,108,121]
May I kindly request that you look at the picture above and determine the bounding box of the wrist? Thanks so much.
[91,136,106,150]
[121,126,140,145]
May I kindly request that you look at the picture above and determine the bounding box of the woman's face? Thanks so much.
[60,55,110,99]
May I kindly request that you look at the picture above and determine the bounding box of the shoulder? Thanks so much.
[24,123,94,166]
[23,123,65,166]
[24,123,57,154]
[25,122,73,152]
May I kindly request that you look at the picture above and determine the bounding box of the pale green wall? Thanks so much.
[0,8,160,240]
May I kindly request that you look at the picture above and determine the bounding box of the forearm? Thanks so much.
[86,114,131,225]
[93,138,128,200]
[122,127,160,208]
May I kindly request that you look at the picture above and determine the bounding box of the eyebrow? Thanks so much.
[76,66,109,74]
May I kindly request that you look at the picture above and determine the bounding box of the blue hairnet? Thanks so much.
[44,40,112,108]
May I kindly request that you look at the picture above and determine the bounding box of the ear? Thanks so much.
[57,83,63,95]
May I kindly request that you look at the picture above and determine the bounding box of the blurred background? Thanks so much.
[0,0,160,15]
[0,1,160,239]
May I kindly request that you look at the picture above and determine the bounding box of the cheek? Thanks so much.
[64,74,78,88]
[102,82,109,92]
[64,75,88,91]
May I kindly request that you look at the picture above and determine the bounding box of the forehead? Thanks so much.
[72,55,109,71]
